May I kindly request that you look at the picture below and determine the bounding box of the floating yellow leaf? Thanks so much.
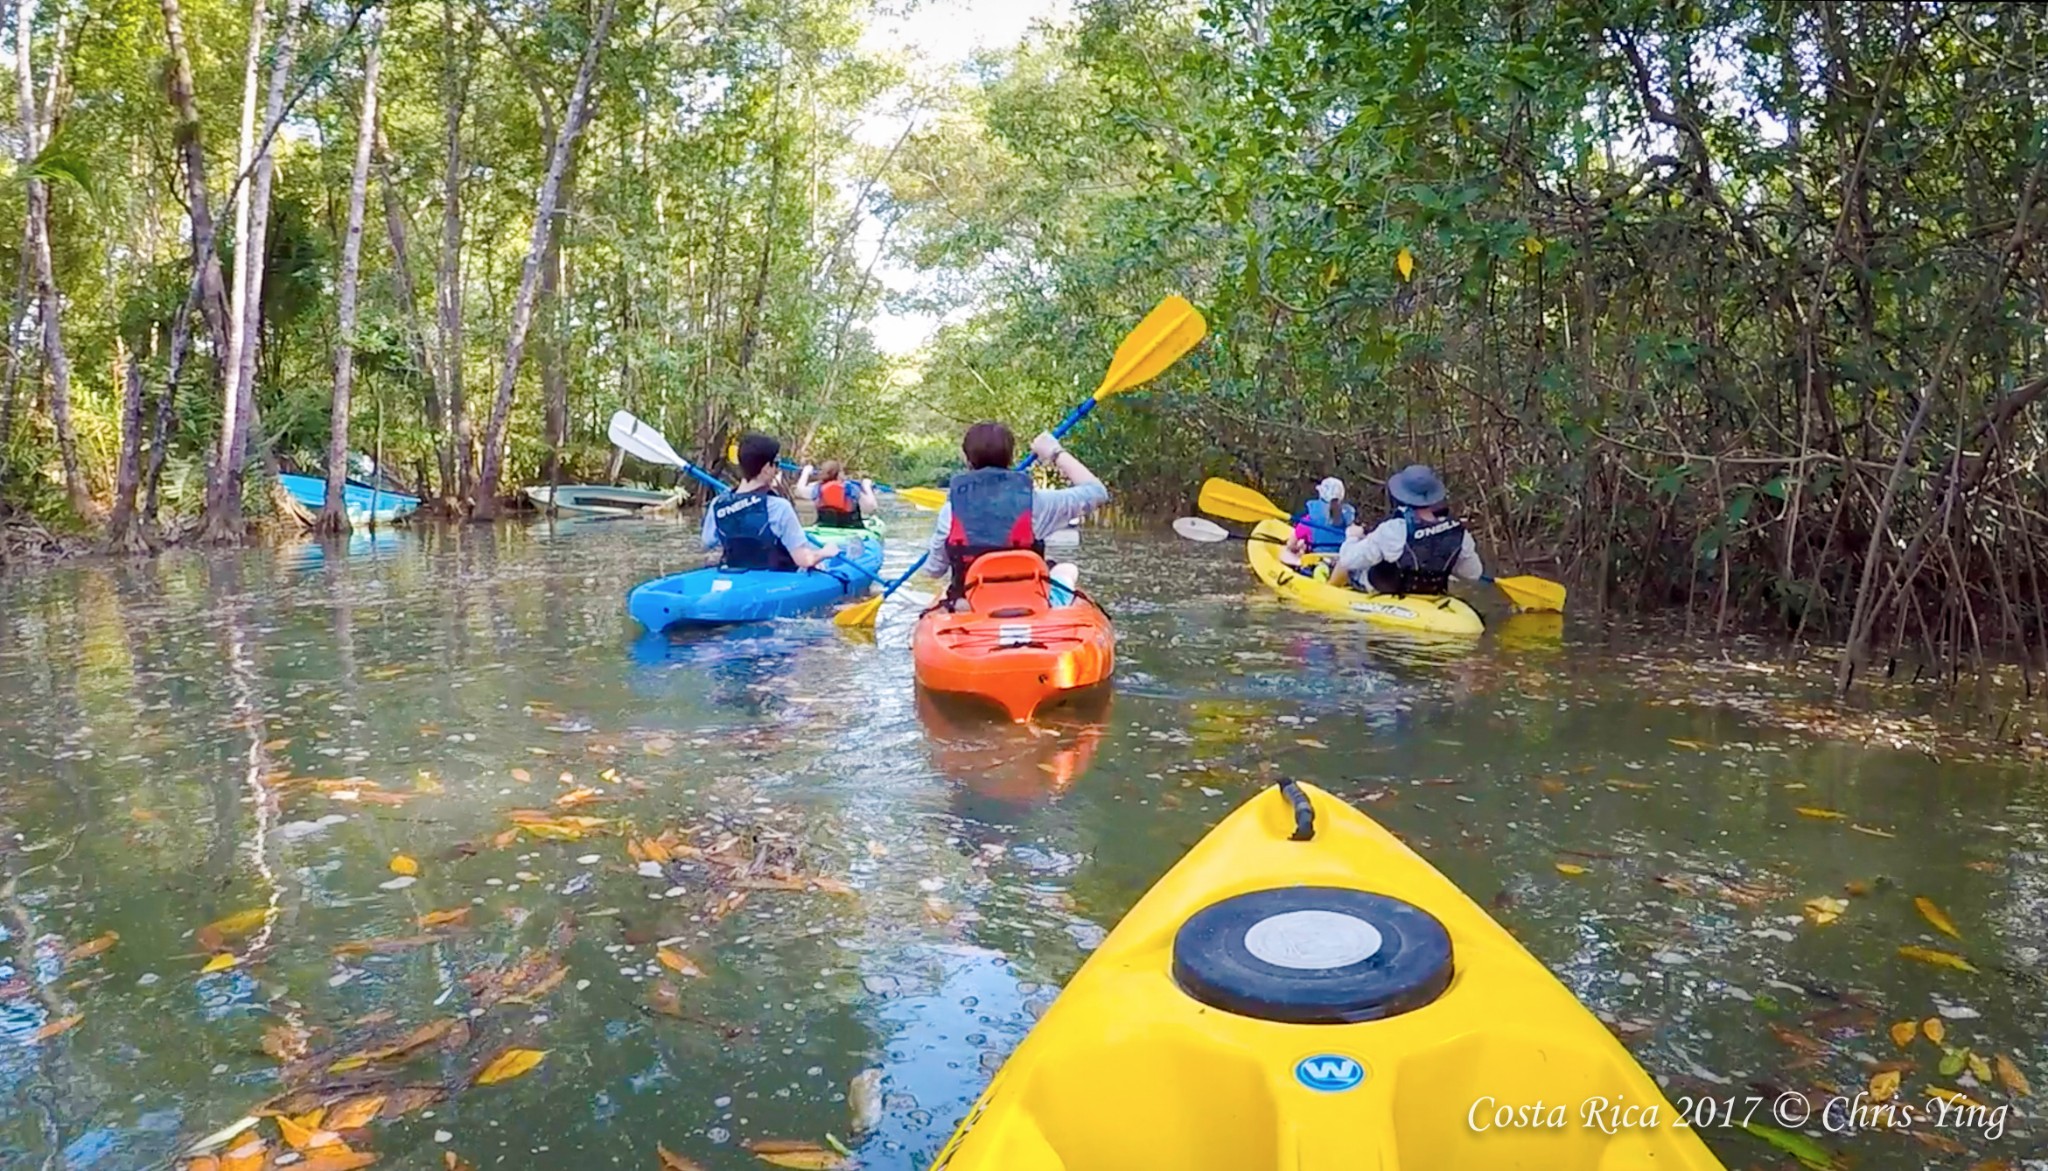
[201,953,239,974]
[204,908,270,940]
[1295,737,1327,749]
[1890,1020,1918,1048]
[1553,862,1587,876]
[389,854,419,877]
[1803,896,1847,926]
[325,1096,386,1131]
[29,1014,82,1042]
[1923,1017,1946,1044]
[65,932,119,962]
[327,1055,369,1073]
[419,908,470,929]
[555,787,604,808]
[1394,248,1415,281]
[474,1048,547,1086]
[1842,879,1872,897]
[658,1145,707,1170]
[1899,946,1978,973]
[1925,1087,1985,1110]
[810,876,856,896]
[1994,1053,2031,1097]
[744,1139,848,1169]
[1667,738,1707,750]
[275,1112,342,1152]
[1914,897,1961,939]
[1967,1052,1994,1083]
[445,1154,477,1171]
[1868,1069,1900,1102]
[657,949,703,978]
[1795,807,1846,820]
[220,1139,267,1171]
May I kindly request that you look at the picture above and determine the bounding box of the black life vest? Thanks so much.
[1377,509,1466,595]
[944,468,1040,598]
[815,480,863,529]
[712,488,798,572]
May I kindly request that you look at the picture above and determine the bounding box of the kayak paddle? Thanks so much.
[1195,476,1568,612]
[1019,294,1208,470]
[838,294,1209,630]
[610,411,730,495]
[1173,516,1239,542]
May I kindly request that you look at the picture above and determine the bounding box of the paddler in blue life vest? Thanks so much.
[921,421,1107,604]
[1283,477,1356,567]
[703,434,854,571]
[793,459,879,530]
[1329,464,1483,595]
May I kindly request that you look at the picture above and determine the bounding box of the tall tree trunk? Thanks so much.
[161,0,231,376]
[375,126,451,499]
[203,0,272,541]
[471,0,618,520]
[318,24,382,535]
[437,0,472,506]
[0,251,32,459]
[143,272,199,528]
[539,157,575,488]
[15,0,91,521]
[103,352,148,550]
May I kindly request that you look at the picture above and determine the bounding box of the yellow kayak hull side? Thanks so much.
[933,782,1727,1171]
[1245,519,1484,636]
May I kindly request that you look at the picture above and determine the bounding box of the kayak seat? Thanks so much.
[962,550,1053,618]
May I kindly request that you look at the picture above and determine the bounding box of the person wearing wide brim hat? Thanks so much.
[1329,463,1483,595]
[1282,476,1358,567]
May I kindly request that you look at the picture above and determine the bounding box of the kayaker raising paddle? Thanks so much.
[793,459,879,531]
[921,422,1107,605]
[704,434,850,572]
[1328,463,1484,595]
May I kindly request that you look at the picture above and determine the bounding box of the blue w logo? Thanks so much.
[1294,1054,1365,1092]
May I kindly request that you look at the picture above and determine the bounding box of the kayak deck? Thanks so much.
[934,781,1726,1170]
[913,550,1113,722]
[626,520,884,631]
[1246,519,1483,635]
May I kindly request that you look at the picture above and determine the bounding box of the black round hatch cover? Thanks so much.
[1171,886,1454,1024]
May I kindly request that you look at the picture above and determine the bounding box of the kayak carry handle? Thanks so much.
[1277,778,1316,841]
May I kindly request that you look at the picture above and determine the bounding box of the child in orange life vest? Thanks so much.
[794,460,880,530]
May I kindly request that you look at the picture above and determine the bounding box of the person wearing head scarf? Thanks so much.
[1329,464,1483,595]
[1282,477,1357,566]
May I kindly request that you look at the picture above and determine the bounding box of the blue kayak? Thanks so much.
[279,472,420,525]
[627,520,886,631]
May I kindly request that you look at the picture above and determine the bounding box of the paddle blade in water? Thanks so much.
[895,486,947,510]
[1492,574,1567,613]
[1092,295,1208,400]
[833,594,884,629]
[1198,477,1291,524]
[1173,516,1232,542]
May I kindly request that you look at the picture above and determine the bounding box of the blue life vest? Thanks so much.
[1298,499,1356,552]
[713,488,798,572]
[945,468,1040,598]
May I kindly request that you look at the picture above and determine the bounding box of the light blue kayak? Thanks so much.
[627,520,886,631]
[279,472,420,526]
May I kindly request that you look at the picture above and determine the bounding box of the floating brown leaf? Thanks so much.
[657,949,703,978]
[1914,897,1962,940]
[510,768,533,783]
[658,1145,706,1170]
[646,980,686,1017]
[555,787,604,808]
[379,1085,446,1120]
[1993,1054,2031,1097]
[504,966,568,1005]
[359,1017,457,1061]
[262,1023,310,1062]
[743,1139,848,1169]
[325,1096,385,1131]
[65,932,119,962]
[333,935,438,957]
[295,1152,377,1171]
[1888,1020,1918,1048]
[1899,946,1978,973]
[809,876,856,896]
[275,1112,343,1152]
[1922,1017,1946,1045]
[419,908,470,929]
[29,1014,82,1042]
[444,1154,477,1171]
[474,1048,547,1086]
[220,1139,267,1171]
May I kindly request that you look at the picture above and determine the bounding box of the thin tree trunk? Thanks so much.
[318,23,382,535]
[375,125,450,499]
[471,0,618,519]
[103,352,149,550]
[203,0,272,541]
[437,0,472,506]
[15,0,91,520]
[0,245,33,462]
[162,0,231,375]
[143,272,199,528]
[539,156,575,488]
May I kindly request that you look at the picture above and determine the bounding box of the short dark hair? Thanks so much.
[961,422,1014,470]
[737,433,780,478]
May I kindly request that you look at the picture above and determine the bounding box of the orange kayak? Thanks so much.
[912,550,1115,722]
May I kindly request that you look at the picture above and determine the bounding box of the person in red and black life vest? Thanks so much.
[793,459,879,530]
[1329,464,1483,595]
[920,422,1108,604]
[701,434,854,572]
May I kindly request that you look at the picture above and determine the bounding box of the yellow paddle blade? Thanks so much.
[1493,574,1566,613]
[1197,477,1291,525]
[895,486,948,510]
[726,441,738,464]
[833,593,885,629]
[1091,295,1208,401]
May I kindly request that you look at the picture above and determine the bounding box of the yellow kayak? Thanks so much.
[933,781,1727,1170]
[1246,519,1484,636]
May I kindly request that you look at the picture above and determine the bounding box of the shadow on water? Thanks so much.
[0,512,2039,1169]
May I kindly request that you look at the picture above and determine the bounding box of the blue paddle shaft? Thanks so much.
[1016,397,1099,471]
[780,456,907,497]
[682,463,728,494]
[876,553,931,600]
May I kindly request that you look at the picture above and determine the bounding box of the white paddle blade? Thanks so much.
[1173,516,1231,542]
[608,410,688,469]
